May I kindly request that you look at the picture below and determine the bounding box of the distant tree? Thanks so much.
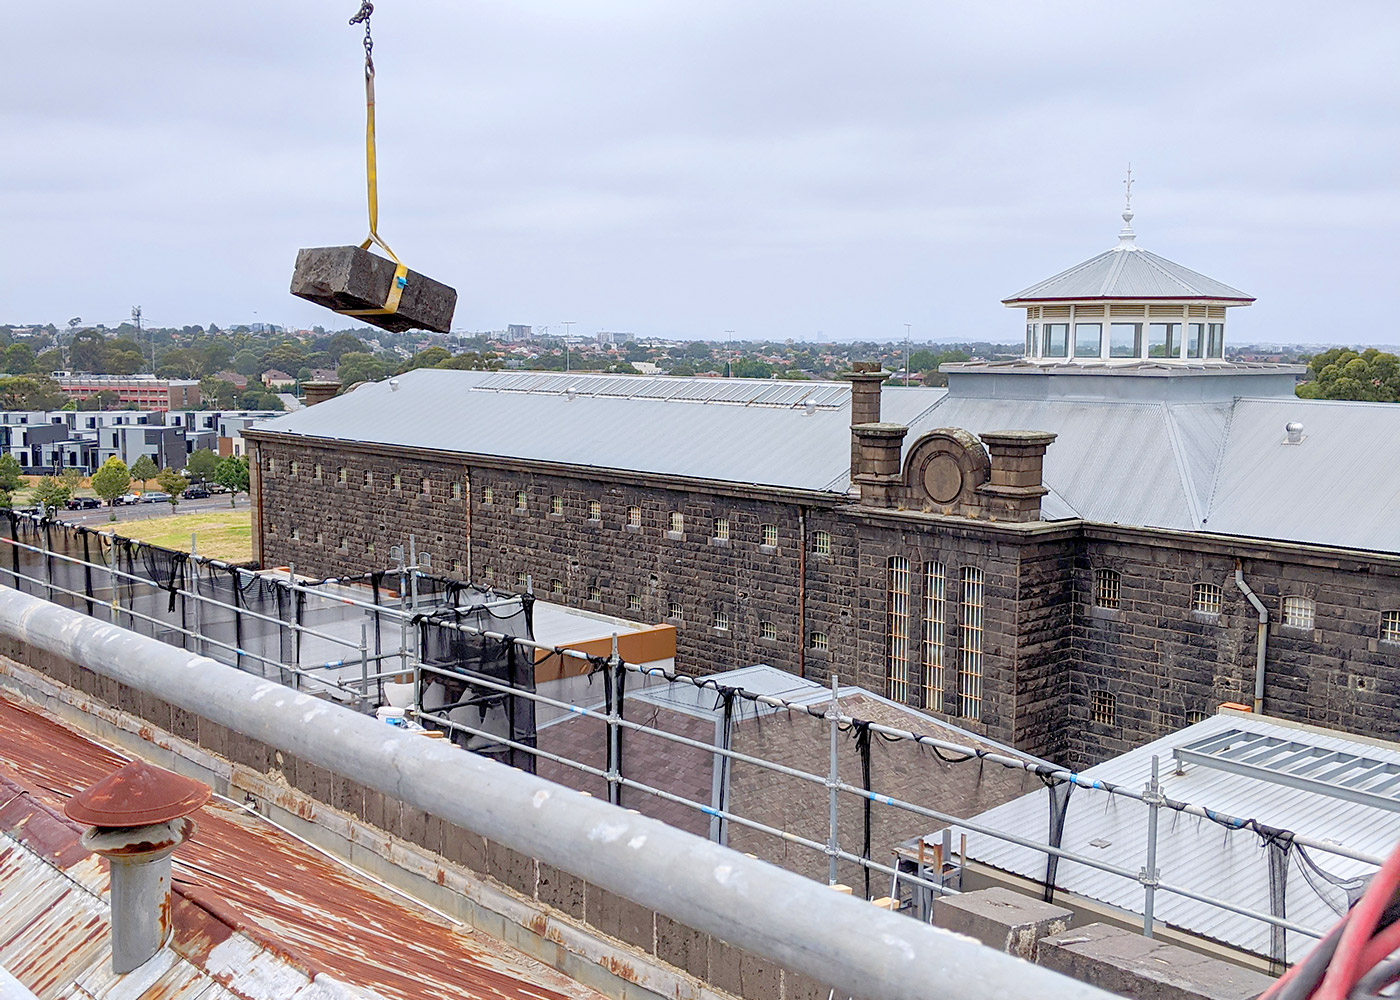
[401,346,451,372]
[0,375,66,410]
[30,476,71,517]
[213,455,249,507]
[730,358,774,379]
[60,467,84,494]
[91,457,131,519]
[0,454,22,508]
[77,389,121,411]
[2,343,36,374]
[237,389,285,411]
[1296,348,1400,402]
[186,447,218,482]
[98,338,145,375]
[155,467,187,514]
[130,454,159,489]
[69,329,105,371]
[336,352,388,385]
[324,332,366,363]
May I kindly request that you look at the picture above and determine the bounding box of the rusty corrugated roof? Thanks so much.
[0,694,602,1000]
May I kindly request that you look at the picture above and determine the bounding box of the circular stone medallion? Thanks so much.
[923,454,964,504]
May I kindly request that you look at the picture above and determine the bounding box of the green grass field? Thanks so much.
[113,509,253,563]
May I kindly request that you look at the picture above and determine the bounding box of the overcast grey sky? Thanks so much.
[3,2,1397,344]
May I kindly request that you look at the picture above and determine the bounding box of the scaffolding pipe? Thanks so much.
[1235,562,1269,715]
[0,587,1113,1000]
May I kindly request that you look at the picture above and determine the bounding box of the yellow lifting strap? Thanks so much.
[343,2,409,318]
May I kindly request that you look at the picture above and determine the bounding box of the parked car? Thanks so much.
[64,496,100,510]
[140,491,170,504]
[207,482,230,494]
[182,485,209,499]
[117,494,141,506]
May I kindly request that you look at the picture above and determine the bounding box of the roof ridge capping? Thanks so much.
[467,370,852,409]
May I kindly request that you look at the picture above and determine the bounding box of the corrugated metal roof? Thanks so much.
[943,713,1400,961]
[0,694,602,1000]
[1003,245,1254,303]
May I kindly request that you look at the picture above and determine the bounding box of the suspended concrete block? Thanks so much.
[290,245,457,334]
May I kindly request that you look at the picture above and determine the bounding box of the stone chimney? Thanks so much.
[65,761,210,974]
[842,365,903,498]
[975,431,1057,522]
[302,380,343,406]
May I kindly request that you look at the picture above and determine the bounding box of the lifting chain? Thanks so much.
[349,1,375,73]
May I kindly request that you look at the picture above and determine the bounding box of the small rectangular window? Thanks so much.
[392,473,402,491]
[1042,323,1069,358]
[1109,323,1141,358]
[484,566,495,583]
[268,458,278,475]
[422,477,432,496]
[550,578,564,596]
[338,467,347,484]
[1186,709,1211,725]
[1208,323,1225,358]
[1025,323,1037,356]
[483,485,494,505]
[627,505,642,528]
[1148,323,1181,358]
[627,594,642,613]
[1095,569,1121,609]
[1283,596,1315,630]
[1187,322,1206,359]
[588,582,601,603]
[515,490,528,511]
[713,609,730,631]
[290,460,299,476]
[1090,690,1116,726]
[759,620,777,641]
[1377,610,1400,643]
[714,517,730,542]
[452,482,463,500]
[668,511,683,534]
[814,530,831,556]
[1193,583,1222,616]
[314,463,323,481]
[1074,323,1102,358]
[337,536,348,551]
[551,495,564,516]
[810,631,829,651]
[363,470,373,488]
[761,524,778,548]
[668,600,682,620]
[517,572,531,589]
[588,499,602,521]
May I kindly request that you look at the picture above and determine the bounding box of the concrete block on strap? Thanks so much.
[290,245,457,334]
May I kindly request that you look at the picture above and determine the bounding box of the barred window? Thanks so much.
[810,631,829,651]
[1283,596,1315,630]
[550,578,564,596]
[267,458,277,475]
[313,463,323,481]
[551,495,564,516]
[627,594,642,613]
[588,581,601,603]
[482,485,493,505]
[958,566,985,720]
[760,620,777,641]
[626,505,642,528]
[421,477,432,496]
[713,609,730,631]
[923,561,946,710]
[452,482,463,500]
[761,524,779,548]
[1090,689,1116,726]
[484,567,494,583]
[1186,709,1210,725]
[366,541,375,555]
[1193,583,1222,616]
[392,473,402,491]
[888,556,911,702]
[337,537,347,552]
[714,517,730,542]
[588,499,602,521]
[290,527,300,541]
[668,600,682,620]
[1094,569,1121,609]
[337,467,347,484]
[1383,611,1400,644]
[669,511,684,534]
[515,490,528,511]
[517,571,530,589]
[290,461,299,476]
[363,470,373,488]
[814,530,831,556]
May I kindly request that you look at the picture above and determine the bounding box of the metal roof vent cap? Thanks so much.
[65,761,210,975]
[389,378,400,391]
[804,400,818,416]
[1284,421,1305,445]
[566,387,578,400]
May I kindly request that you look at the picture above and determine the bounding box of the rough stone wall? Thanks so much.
[1011,534,1077,762]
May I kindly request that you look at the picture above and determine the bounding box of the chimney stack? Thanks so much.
[66,761,210,974]
[302,380,343,406]
[842,365,902,495]
[976,431,1057,522]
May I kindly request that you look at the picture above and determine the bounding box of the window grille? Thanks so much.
[713,609,730,631]
[814,530,831,556]
[366,541,375,555]
[484,567,494,583]
[337,537,347,552]
[1283,596,1315,629]
[810,631,829,651]
[1383,611,1400,644]
[668,600,682,620]
[452,482,463,500]
[923,561,946,710]
[588,499,602,521]
[268,459,277,475]
[482,486,493,505]
[1193,583,1222,616]
[551,495,564,516]
[887,556,911,702]
[515,490,528,511]
[363,470,373,488]
[550,579,563,596]
[337,467,347,484]
[958,566,984,720]
[627,505,642,528]
[517,572,530,588]
[760,620,777,641]
[1186,710,1210,725]
[290,461,298,476]
[588,582,601,603]
[627,594,642,613]
[761,524,778,547]
[314,463,323,481]
[1090,690,1116,726]
[714,517,730,542]
[669,511,683,534]
[392,474,401,491]
[1094,569,1121,609]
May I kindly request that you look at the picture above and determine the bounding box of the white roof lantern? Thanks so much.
[1006,174,1254,365]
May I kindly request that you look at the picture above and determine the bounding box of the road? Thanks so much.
[52,494,251,528]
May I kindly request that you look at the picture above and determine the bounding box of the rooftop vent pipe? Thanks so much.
[65,761,210,974]
[1284,421,1305,445]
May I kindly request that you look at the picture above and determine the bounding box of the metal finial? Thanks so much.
[1118,164,1137,246]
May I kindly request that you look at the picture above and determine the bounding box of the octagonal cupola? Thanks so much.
[1004,181,1255,364]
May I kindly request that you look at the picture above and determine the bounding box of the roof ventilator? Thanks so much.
[1283,421,1305,445]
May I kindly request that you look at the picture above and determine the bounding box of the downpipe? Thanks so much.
[1234,562,1269,714]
